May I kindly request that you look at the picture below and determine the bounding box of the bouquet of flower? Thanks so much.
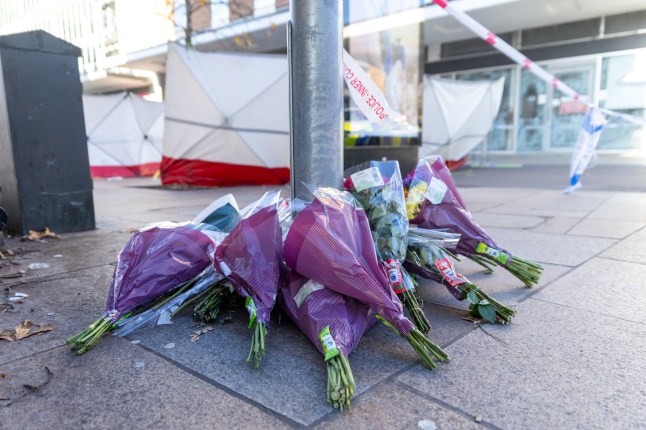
[214,197,283,367]
[344,161,430,333]
[404,230,516,324]
[67,225,217,354]
[68,194,243,353]
[278,268,376,410]
[283,188,448,370]
[406,156,543,287]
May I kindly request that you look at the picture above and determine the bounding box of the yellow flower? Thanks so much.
[405,182,428,219]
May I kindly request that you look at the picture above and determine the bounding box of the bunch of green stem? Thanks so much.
[502,256,543,287]
[247,321,267,368]
[460,283,515,323]
[191,286,227,323]
[326,354,355,411]
[405,328,449,370]
[400,290,430,333]
[66,316,123,355]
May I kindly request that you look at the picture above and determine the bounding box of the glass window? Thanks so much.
[456,68,514,151]
[549,65,594,149]
[598,53,646,150]
[517,69,547,152]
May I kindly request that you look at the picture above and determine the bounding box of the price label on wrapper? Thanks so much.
[434,258,467,287]
[351,167,385,192]
[318,326,340,361]
[385,259,406,294]
[476,242,510,265]
[424,177,448,205]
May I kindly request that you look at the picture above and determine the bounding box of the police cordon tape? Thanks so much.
[431,0,646,126]
[343,48,404,125]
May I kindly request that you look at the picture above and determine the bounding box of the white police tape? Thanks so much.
[431,0,646,126]
[342,48,404,124]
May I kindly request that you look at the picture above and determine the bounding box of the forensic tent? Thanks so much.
[161,43,290,186]
[421,76,504,161]
[83,92,164,177]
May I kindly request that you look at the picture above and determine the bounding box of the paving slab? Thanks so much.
[397,299,646,430]
[531,216,581,234]
[482,227,617,267]
[0,341,288,430]
[587,193,646,223]
[566,219,645,239]
[457,187,541,204]
[482,190,610,219]
[600,227,646,265]
[463,213,545,229]
[132,303,470,426]
[532,257,646,324]
[0,231,127,291]
[1,265,114,365]
[313,383,484,430]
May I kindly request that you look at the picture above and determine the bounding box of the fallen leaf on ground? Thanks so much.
[0,320,53,342]
[189,325,214,342]
[22,228,60,242]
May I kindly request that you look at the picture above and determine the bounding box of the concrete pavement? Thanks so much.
[1,174,645,429]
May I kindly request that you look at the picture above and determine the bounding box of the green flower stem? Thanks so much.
[193,287,226,322]
[462,283,515,323]
[401,290,431,333]
[467,255,496,274]
[405,328,449,370]
[247,321,267,368]
[67,317,120,356]
[326,355,354,411]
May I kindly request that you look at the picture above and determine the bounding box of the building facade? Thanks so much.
[1,0,645,156]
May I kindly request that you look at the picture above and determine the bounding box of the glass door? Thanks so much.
[548,63,595,150]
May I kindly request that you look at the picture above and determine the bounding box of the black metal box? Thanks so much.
[0,31,95,234]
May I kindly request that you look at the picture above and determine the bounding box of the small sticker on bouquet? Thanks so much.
[434,258,467,287]
[294,280,325,309]
[385,259,405,294]
[245,297,257,328]
[319,326,340,360]
[476,242,510,265]
[219,261,232,276]
[424,177,448,204]
[351,167,384,192]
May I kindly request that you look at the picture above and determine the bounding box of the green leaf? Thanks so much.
[468,303,480,317]
[478,303,497,323]
[370,205,387,221]
[466,291,480,305]
[479,299,490,306]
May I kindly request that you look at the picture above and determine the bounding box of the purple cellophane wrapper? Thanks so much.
[278,269,376,358]
[106,226,214,321]
[214,206,282,326]
[283,190,414,336]
[410,157,508,258]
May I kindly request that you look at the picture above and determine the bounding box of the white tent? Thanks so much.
[161,44,289,186]
[421,76,505,161]
[83,92,164,177]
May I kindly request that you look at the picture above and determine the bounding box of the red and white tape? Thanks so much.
[342,48,404,125]
[432,0,646,126]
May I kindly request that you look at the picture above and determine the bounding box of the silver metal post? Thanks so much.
[288,0,343,201]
